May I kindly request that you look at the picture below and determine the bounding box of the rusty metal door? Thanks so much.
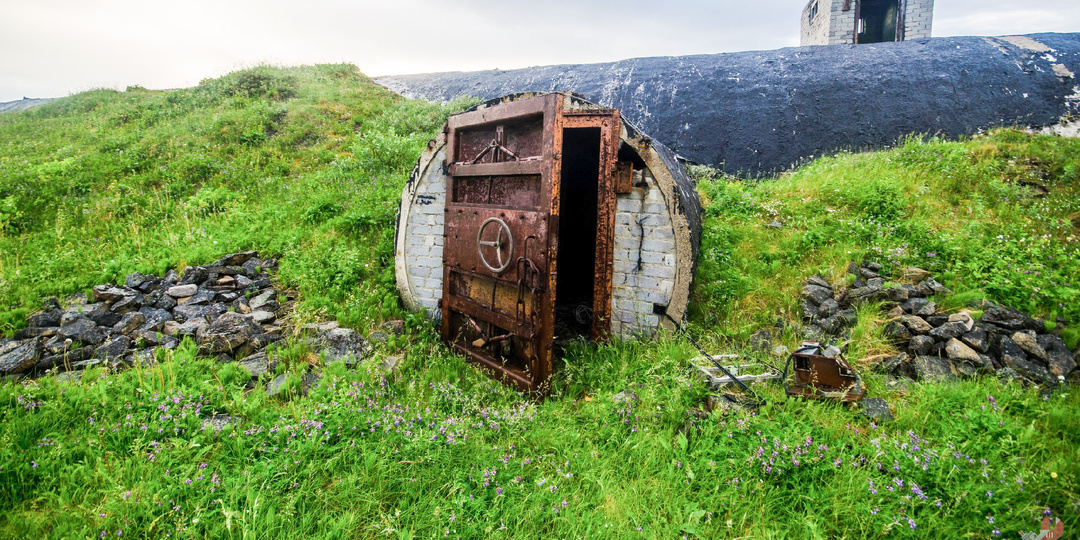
[439,94,619,394]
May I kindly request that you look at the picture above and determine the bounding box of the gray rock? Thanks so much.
[316,328,372,365]
[378,355,402,373]
[953,362,978,378]
[838,309,858,326]
[945,338,980,363]
[907,334,933,356]
[996,367,1022,384]
[766,221,783,229]
[929,322,968,341]
[924,314,950,327]
[197,312,262,355]
[884,320,912,343]
[301,372,321,395]
[961,328,990,353]
[54,370,84,384]
[266,374,290,397]
[917,278,951,296]
[179,266,208,285]
[800,284,833,306]
[806,274,831,289]
[59,318,106,344]
[1038,334,1076,377]
[237,351,273,378]
[241,258,263,277]
[14,326,58,339]
[136,307,173,333]
[92,284,138,303]
[381,320,406,336]
[112,312,146,335]
[108,293,143,313]
[93,335,131,361]
[151,292,177,311]
[867,277,885,288]
[948,312,975,332]
[802,324,824,341]
[249,289,277,311]
[862,261,883,272]
[0,339,38,374]
[28,309,62,328]
[901,267,930,283]
[819,315,846,335]
[173,304,226,324]
[915,301,937,317]
[860,267,880,280]
[910,355,956,382]
[166,284,198,298]
[749,329,772,352]
[1011,331,1049,363]
[125,272,152,289]
[800,301,817,320]
[981,304,1030,330]
[201,414,240,436]
[184,288,216,305]
[858,397,894,422]
[772,345,790,357]
[367,331,390,344]
[135,330,175,349]
[1003,354,1055,386]
[233,297,252,314]
[249,310,276,325]
[901,315,933,334]
[216,251,258,267]
[37,347,93,371]
[817,298,840,318]
[886,286,910,302]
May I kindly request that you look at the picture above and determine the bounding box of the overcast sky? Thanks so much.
[1,0,1078,102]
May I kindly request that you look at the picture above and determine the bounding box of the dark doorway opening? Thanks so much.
[858,0,899,43]
[555,128,601,339]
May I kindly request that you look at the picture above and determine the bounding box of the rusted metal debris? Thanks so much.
[785,341,865,402]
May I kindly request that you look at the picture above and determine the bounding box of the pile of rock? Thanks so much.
[796,260,1077,386]
[0,251,387,386]
[880,301,1076,386]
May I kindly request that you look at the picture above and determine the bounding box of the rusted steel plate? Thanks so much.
[614,161,633,194]
[450,175,541,209]
[448,160,543,177]
[785,342,865,402]
[443,208,549,282]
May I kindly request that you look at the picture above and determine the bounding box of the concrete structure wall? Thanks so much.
[802,0,933,46]
[394,96,701,339]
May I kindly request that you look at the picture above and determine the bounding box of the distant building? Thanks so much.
[801,0,934,46]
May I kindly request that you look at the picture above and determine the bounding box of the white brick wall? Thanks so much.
[401,148,446,313]
[610,169,678,338]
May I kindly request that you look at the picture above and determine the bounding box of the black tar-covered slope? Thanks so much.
[377,33,1080,176]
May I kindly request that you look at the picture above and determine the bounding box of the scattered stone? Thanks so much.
[112,312,146,335]
[266,374,290,397]
[924,314,950,327]
[237,351,272,379]
[801,284,834,306]
[92,284,137,304]
[749,329,772,352]
[93,335,131,361]
[613,390,638,404]
[316,328,372,365]
[378,355,402,373]
[54,370,84,384]
[953,362,977,378]
[0,339,38,374]
[945,338,980,363]
[167,284,198,298]
[136,307,173,333]
[858,397,894,422]
[185,288,216,305]
[766,221,783,229]
[772,345,790,357]
[29,310,62,328]
[981,304,1030,330]
[961,328,990,353]
[301,372,321,395]
[915,301,937,317]
[886,286,910,302]
[249,310,276,325]
[381,320,406,336]
[216,251,258,267]
[59,317,106,344]
[1003,354,1055,386]
[948,312,975,332]
[201,414,240,436]
[249,290,276,311]
[1011,331,1049,363]
[806,274,831,289]
[901,267,930,283]
[367,331,390,344]
[885,377,911,393]
[900,315,933,335]
[884,320,912,343]
[910,355,956,382]
[929,321,968,341]
[817,298,840,318]
[197,312,262,355]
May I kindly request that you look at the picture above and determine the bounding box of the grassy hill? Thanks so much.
[0,65,1077,538]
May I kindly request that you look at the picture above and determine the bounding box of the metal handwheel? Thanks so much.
[476,217,514,273]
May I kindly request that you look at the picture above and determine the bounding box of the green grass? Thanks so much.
[1,65,1078,538]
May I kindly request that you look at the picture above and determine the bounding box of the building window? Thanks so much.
[809,1,819,22]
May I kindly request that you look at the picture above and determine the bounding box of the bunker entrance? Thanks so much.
[555,128,601,340]
[858,0,899,43]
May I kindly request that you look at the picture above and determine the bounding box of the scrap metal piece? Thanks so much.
[693,355,782,390]
[785,341,865,402]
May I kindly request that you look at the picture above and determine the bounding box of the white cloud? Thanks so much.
[0,0,1077,102]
